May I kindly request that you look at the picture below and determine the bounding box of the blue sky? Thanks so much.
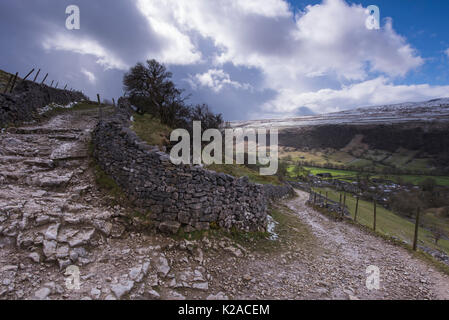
[1,0,449,121]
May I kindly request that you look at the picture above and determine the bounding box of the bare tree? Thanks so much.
[123,59,189,127]
[123,59,222,130]
[189,104,223,133]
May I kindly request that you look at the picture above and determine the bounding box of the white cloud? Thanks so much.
[261,77,449,116]
[229,0,291,18]
[149,0,422,79]
[133,0,432,116]
[40,0,447,118]
[81,68,96,84]
[136,0,202,65]
[446,48,449,58]
[42,33,128,70]
[187,69,252,92]
[290,1,423,80]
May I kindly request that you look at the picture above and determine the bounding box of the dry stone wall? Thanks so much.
[92,115,273,233]
[262,184,295,202]
[0,80,86,127]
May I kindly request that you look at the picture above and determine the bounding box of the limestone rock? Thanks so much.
[158,221,181,234]
[43,240,57,260]
[44,224,60,241]
[166,290,186,300]
[34,287,51,300]
[154,255,170,277]
[111,281,134,299]
[207,292,229,300]
[28,252,41,263]
[192,282,209,291]
[147,289,161,300]
[90,288,101,299]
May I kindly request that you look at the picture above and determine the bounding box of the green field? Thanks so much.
[304,167,358,178]
[383,174,449,187]
[287,166,359,182]
[289,165,449,187]
[279,144,436,175]
[313,187,449,255]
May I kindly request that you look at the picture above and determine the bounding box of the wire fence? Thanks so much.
[2,67,80,95]
[2,68,119,119]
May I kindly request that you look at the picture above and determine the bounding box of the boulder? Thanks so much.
[158,221,181,234]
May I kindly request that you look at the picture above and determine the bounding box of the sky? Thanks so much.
[1,0,449,121]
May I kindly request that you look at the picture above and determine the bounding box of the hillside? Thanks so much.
[232,98,449,129]
[233,99,449,175]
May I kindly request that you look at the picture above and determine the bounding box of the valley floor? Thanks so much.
[1,110,449,300]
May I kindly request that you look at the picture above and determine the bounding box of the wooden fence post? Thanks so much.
[413,207,421,251]
[339,194,342,212]
[41,73,48,85]
[22,69,34,82]
[33,69,41,82]
[9,72,19,93]
[3,74,13,94]
[355,196,359,222]
[373,201,377,231]
[97,94,103,120]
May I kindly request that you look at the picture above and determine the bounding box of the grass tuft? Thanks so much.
[131,113,172,148]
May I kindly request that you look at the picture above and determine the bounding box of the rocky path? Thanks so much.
[1,110,449,300]
[285,191,449,300]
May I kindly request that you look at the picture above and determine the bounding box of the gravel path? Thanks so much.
[284,190,449,300]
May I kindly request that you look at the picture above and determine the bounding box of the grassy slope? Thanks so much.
[131,113,172,148]
[289,165,449,187]
[313,187,449,255]
[280,143,435,175]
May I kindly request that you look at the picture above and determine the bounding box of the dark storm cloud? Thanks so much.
[0,0,273,120]
[0,0,164,101]
[1,0,161,64]
[0,0,269,119]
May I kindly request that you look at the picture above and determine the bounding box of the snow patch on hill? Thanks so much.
[232,98,449,129]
